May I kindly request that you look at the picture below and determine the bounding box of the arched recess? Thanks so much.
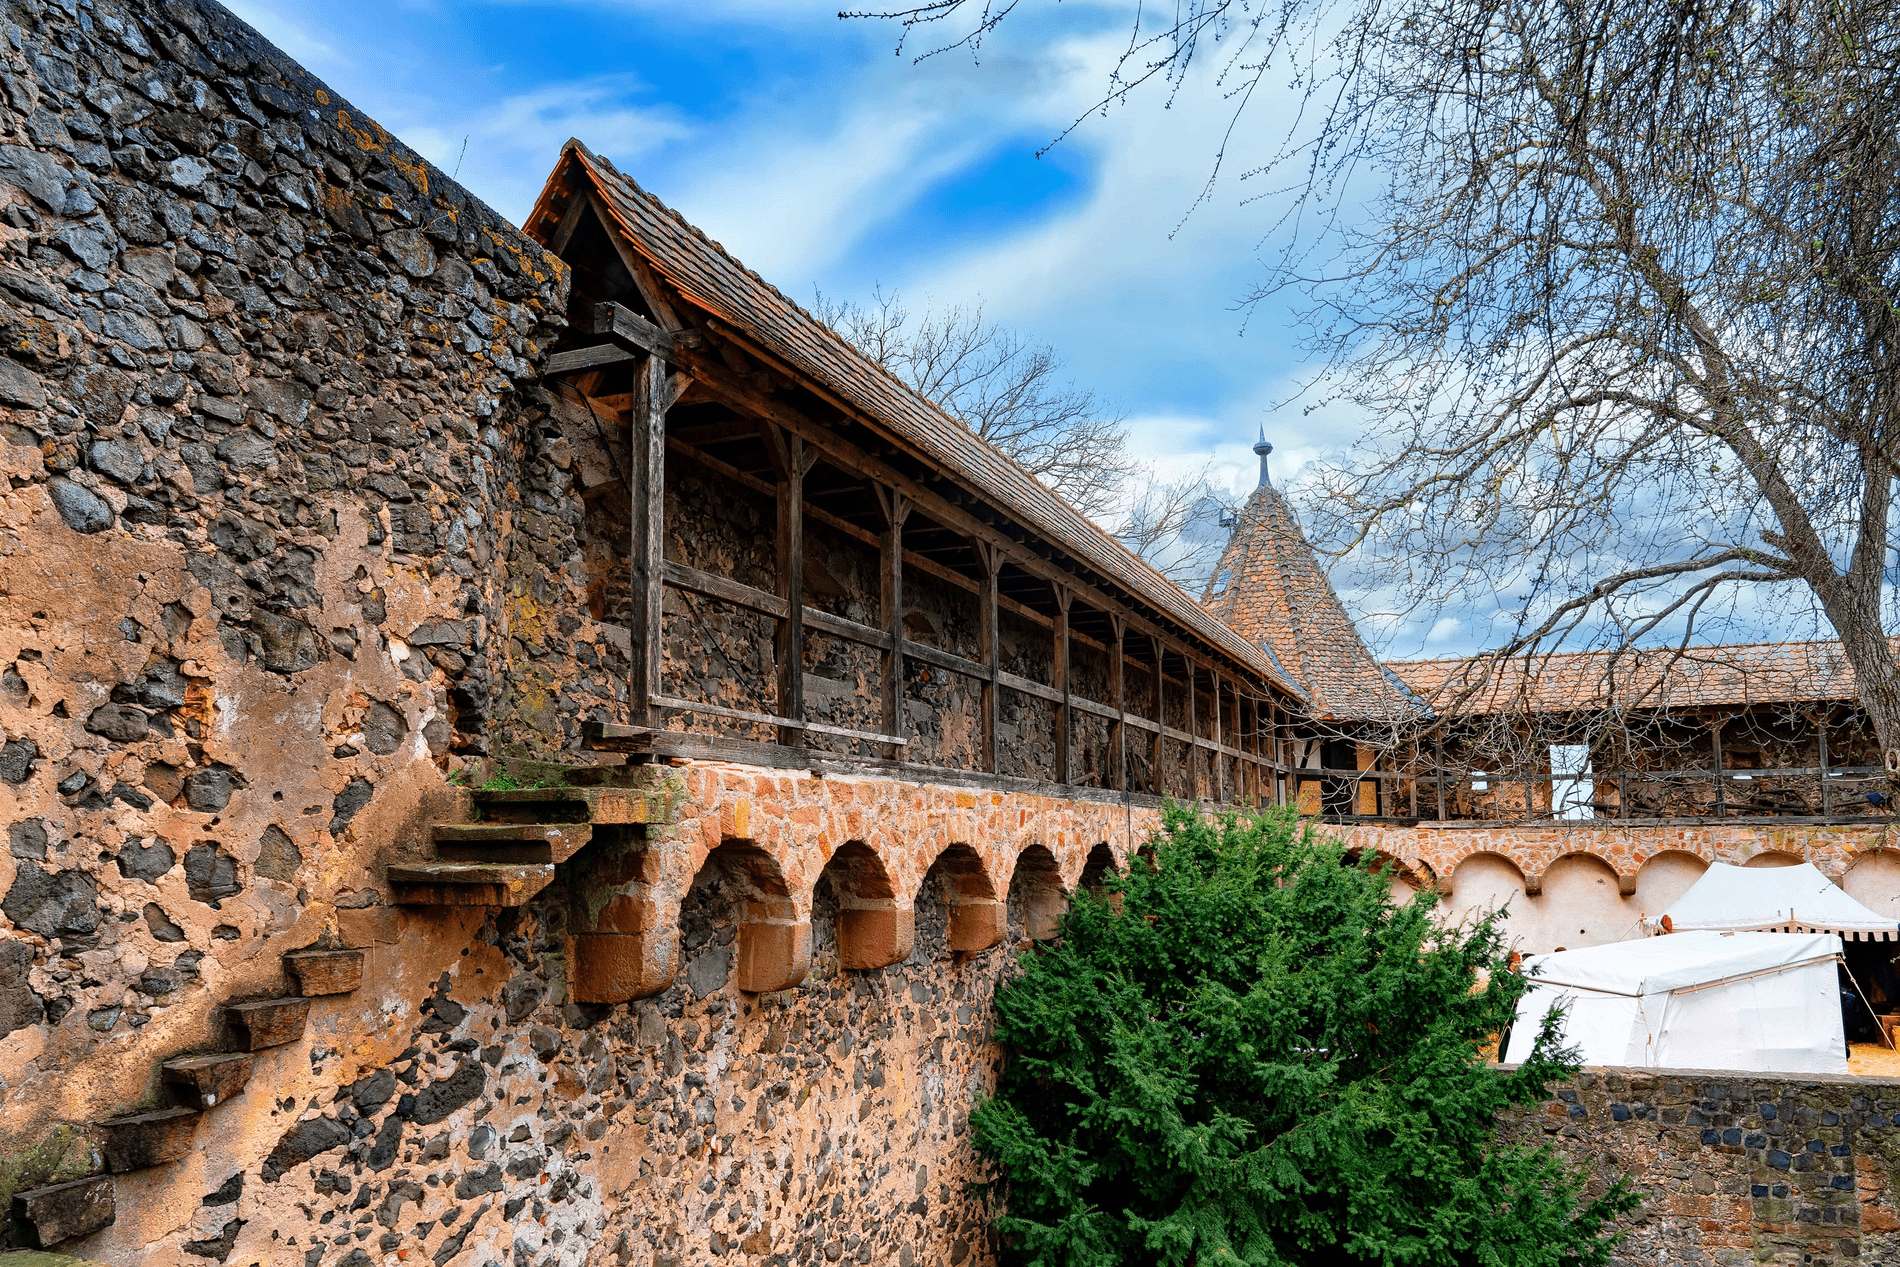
[1438,852,1528,944]
[909,844,1003,962]
[677,840,808,996]
[816,841,911,971]
[1008,845,1067,942]
[1844,850,1900,920]
[1744,850,1804,869]
[1633,850,1707,921]
[1078,842,1119,895]
[1529,853,1635,950]
[1350,848,1435,901]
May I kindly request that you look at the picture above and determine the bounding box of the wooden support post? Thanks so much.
[975,542,1003,773]
[1211,672,1225,804]
[1185,660,1198,802]
[1109,614,1127,792]
[875,488,912,758]
[1052,583,1073,786]
[1820,710,1833,817]
[1434,731,1448,821]
[762,425,819,747]
[1711,715,1727,817]
[628,352,667,726]
[1151,637,1167,797]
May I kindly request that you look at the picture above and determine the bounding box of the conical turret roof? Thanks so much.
[1202,473,1416,722]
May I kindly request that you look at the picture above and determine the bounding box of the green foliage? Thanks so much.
[478,772,523,792]
[972,805,1636,1266]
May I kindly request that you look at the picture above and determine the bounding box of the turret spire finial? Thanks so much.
[1253,428,1273,487]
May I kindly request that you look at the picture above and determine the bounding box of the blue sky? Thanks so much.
[231,7,1361,488]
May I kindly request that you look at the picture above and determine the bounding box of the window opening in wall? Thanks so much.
[1550,743,1593,820]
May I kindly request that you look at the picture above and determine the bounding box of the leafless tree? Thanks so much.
[851,0,1900,767]
[816,288,1136,517]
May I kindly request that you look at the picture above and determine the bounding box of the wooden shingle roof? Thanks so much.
[1389,639,1879,715]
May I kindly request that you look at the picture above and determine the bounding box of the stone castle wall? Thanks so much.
[1516,1069,1900,1267]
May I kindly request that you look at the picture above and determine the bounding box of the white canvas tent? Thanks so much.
[1502,931,1848,1073]
[1645,862,1899,940]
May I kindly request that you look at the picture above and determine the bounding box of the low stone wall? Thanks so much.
[1515,1068,1900,1266]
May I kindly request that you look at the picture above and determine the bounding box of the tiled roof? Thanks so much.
[1200,481,1415,721]
[1388,639,1880,715]
[522,141,1301,701]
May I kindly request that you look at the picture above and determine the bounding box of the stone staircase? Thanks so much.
[8,773,665,1252]
[385,781,661,907]
[8,948,364,1251]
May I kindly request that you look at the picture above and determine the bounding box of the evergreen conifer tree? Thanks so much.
[972,805,1635,1265]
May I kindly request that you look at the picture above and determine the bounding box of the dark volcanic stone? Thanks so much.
[2,862,99,940]
[85,702,149,743]
[116,836,176,882]
[0,738,39,783]
[46,478,112,533]
[329,777,373,835]
[184,843,242,902]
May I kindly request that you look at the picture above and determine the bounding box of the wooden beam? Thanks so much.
[876,487,912,758]
[546,344,637,376]
[1110,613,1126,793]
[1212,671,1225,804]
[1053,583,1073,786]
[976,541,1003,773]
[629,353,667,726]
[762,425,820,747]
[1184,659,1198,801]
[591,301,703,359]
[585,196,687,332]
[651,693,905,746]
[1151,637,1167,797]
[547,191,590,255]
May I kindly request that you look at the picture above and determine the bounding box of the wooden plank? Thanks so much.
[663,560,788,618]
[876,488,912,758]
[650,692,906,746]
[1185,659,1198,801]
[629,352,667,726]
[546,344,636,376]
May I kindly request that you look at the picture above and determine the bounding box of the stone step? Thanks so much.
[283,947,366,996]
[388,862,555,907]
[7,1176,114,1249]
[224,997,311,1051]
[161,1052,255,1109]
[98,1105,198,1172]
[468,787,593,824]
[431,822,591,864]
